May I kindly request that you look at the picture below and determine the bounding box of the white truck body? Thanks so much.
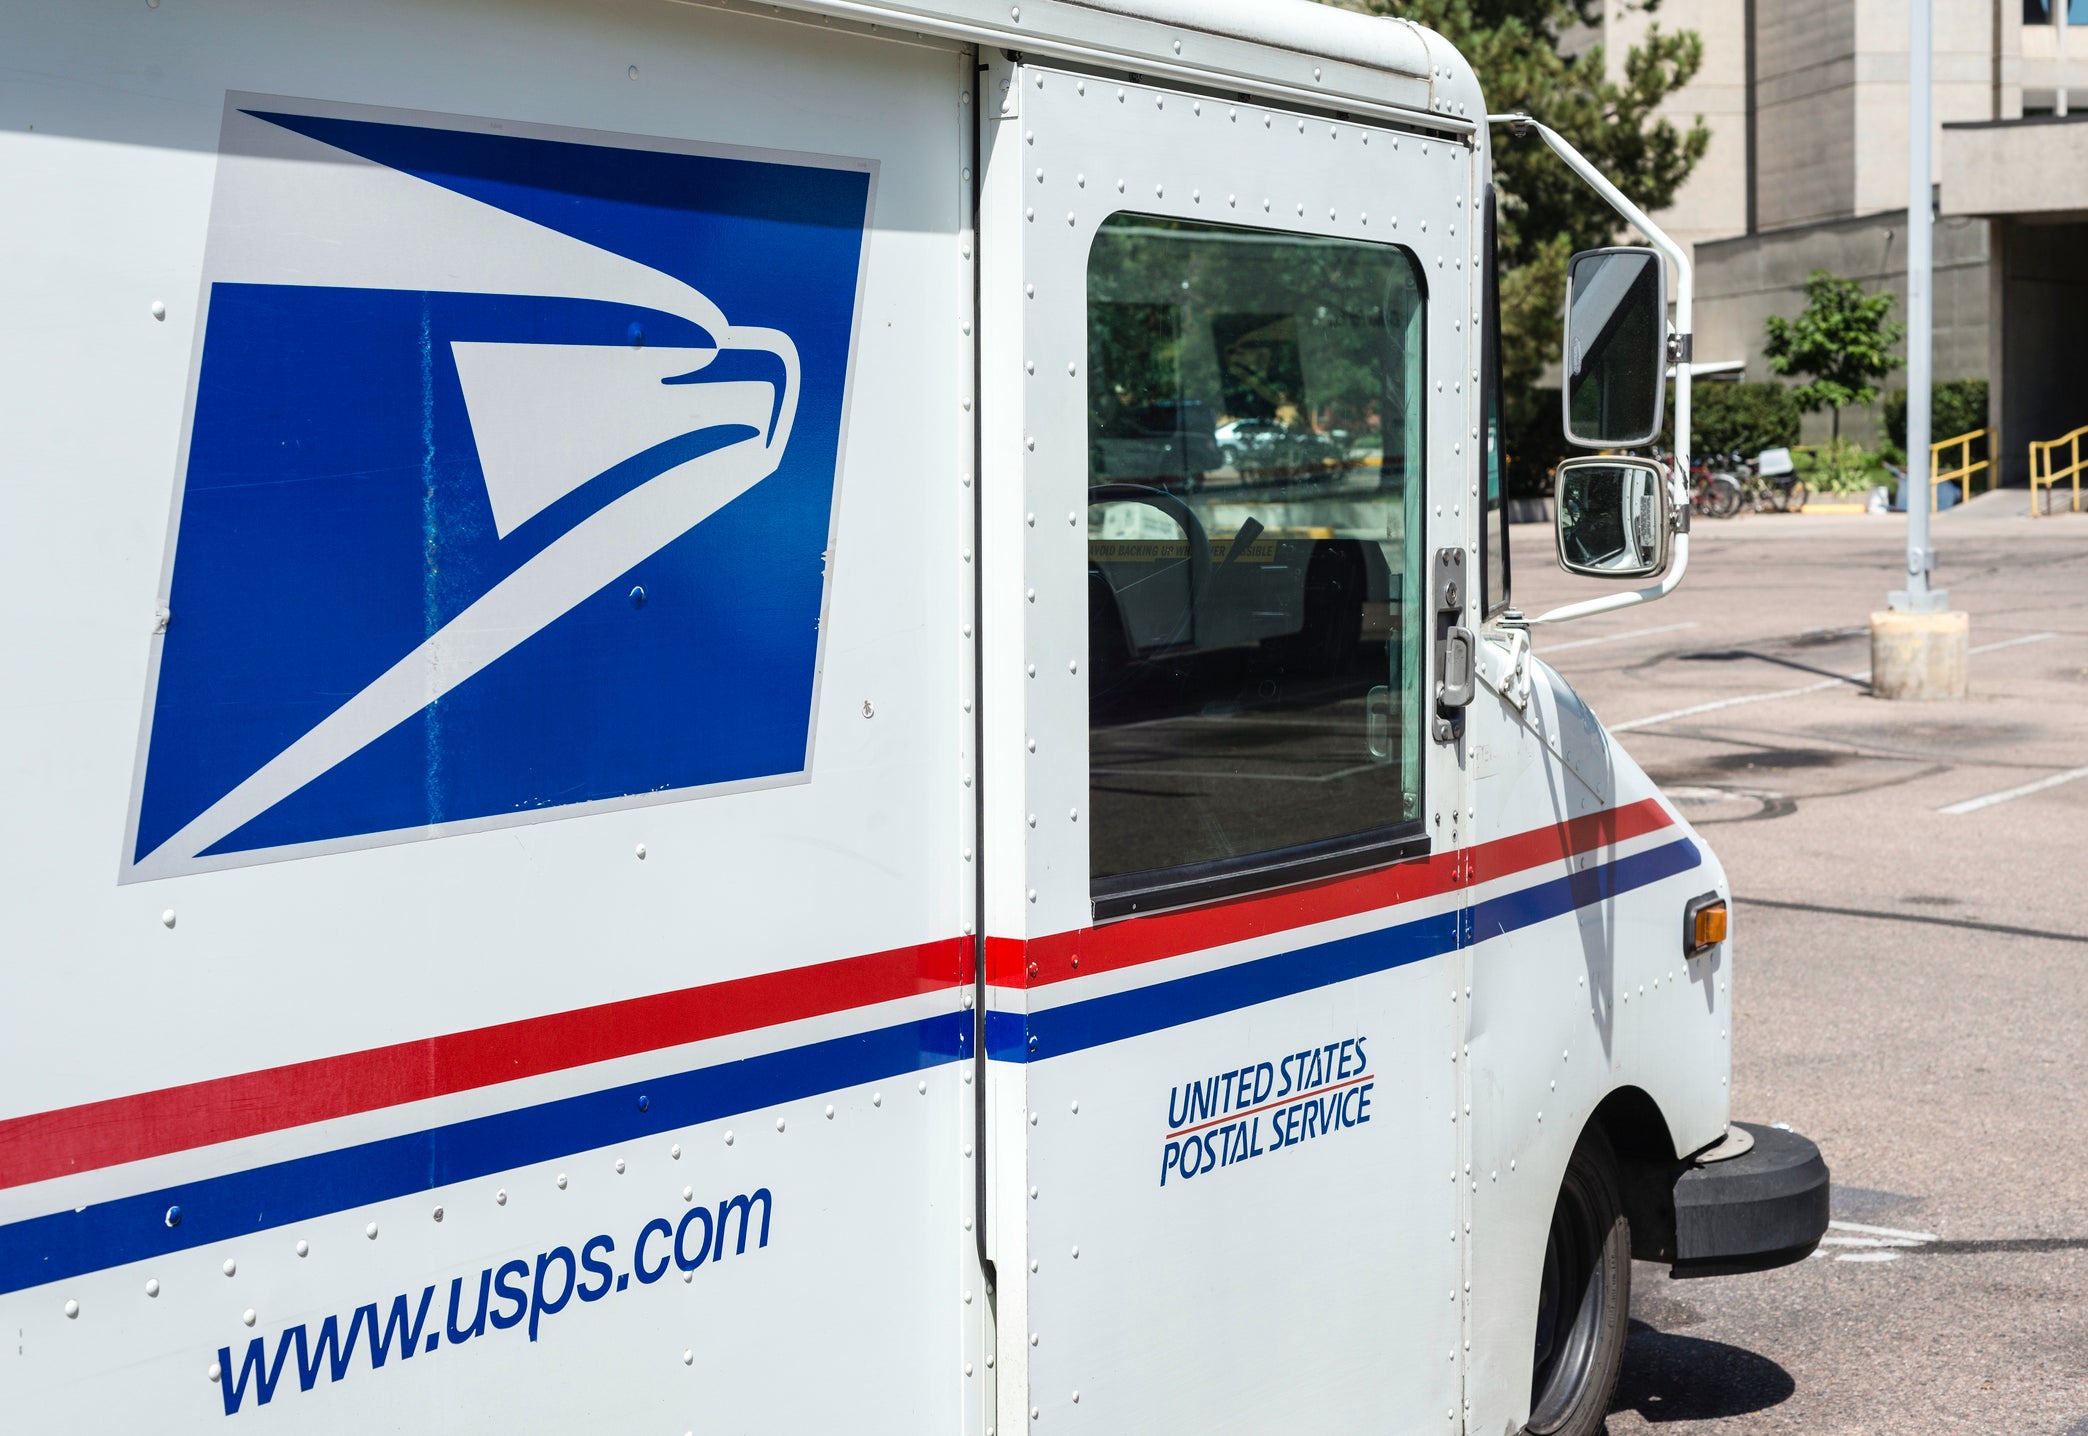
[0,3,1783,1431]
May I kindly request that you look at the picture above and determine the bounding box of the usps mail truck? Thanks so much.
[0,1,1828,1431]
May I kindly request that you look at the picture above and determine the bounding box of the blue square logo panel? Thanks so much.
[126,97,875,880]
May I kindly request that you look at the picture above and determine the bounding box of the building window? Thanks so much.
[1085,214,1427,916]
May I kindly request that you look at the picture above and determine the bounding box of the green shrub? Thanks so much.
[1793,438,1890,494]
[1657,381,1802,459]
[1503,385,1569,499]
[1881,379,1988,456]
[1689,381,1803,459]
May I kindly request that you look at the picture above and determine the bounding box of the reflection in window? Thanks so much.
[1086,215,1425,909]
[1481,186,1510,616]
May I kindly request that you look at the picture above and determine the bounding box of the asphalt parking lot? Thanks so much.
[1515,493,2088,1435]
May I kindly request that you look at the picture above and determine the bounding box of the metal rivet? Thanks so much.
[1069,808,1078,821]
[614,1159,625,1175]
[165,1205,182,1228]
[634,842,647,859]
[873,1092,882,1106]
[161,910,176,929]
[432,1205,445,1221]
[150,299,167,320]
[208,1362,221,1383]
[556,1174,568,1189]
[775,1117,786,1132]
[1026,511,1036,526]
[861,699,875,718]
[242,1308,257,1326]
[683,1348,695,1365]
[64,1299,79,1318]
[682,1185,694,1202]
[366,1221,379,1239]
[1068,660,1078,674]
[146,1278,160,1297]
[494,1191,506,1206]
[1027,888,1037,903]
[1068,511,1077,525]
[1029,1109,1039,1124]
[222,1259,236,1277]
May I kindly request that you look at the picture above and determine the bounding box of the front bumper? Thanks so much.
[1669,1122,1830,1278]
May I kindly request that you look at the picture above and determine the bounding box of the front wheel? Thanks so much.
[1785,481,1810,512]
[1526,1126,1631,1436]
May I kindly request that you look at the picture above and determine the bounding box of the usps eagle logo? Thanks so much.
[124,98,874,880]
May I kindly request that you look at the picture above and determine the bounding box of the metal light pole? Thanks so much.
[1873,0,1968,698]
[1894,0,1944,615]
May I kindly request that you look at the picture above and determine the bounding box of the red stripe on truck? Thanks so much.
[990,798,1672,987]
[0,937,965,1191]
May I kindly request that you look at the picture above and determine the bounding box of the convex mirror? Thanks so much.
[1562,246,1666,448]
[1554,456,1671,580]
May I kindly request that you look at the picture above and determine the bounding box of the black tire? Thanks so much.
[1707,474,1743,519]
[1526,1125,1631,1436]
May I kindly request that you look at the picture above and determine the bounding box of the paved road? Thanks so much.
[1513,493,2088,1435]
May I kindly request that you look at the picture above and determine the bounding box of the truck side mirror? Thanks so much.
[1554,456,1672,580]
[1562,246,1666,448]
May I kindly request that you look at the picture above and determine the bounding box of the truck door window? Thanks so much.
[1085,214,1426,916]
[1481,185,1511,616]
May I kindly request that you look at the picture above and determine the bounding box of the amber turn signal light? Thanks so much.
[1683,892,1727,955]
[1694,903,1728,947]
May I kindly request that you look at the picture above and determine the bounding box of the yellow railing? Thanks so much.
[1929,428,1992,512]
[2030,424,2088,516]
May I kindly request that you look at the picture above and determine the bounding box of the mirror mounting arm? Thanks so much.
[1489,113,1695,627]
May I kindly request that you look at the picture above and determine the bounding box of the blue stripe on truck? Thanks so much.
[990,836,1703,1061]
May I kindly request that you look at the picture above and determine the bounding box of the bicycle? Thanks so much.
[1653,447,1744,519]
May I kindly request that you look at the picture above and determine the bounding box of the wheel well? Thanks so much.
[1590,1086,1684,1265]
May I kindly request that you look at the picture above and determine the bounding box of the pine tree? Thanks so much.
[1323,0,1710,441]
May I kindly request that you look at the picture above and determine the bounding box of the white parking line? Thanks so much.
[1610,675,1855,733]
[1938,763,2088,815]
[1825,1218,1936,1262]
[1607,630,2057,737]
[1539,621,1699,654]
[1829,1220,1940,1242]
[1968,630,2056,655]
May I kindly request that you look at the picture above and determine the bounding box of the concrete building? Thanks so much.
[1597,0,2088,476]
